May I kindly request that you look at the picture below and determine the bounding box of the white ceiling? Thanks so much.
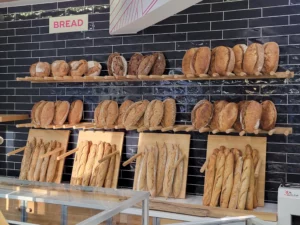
[0,0,72,7]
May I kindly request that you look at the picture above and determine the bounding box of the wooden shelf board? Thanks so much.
[16,71,294,83]
[15,122,293,136]
[0,114,29,122]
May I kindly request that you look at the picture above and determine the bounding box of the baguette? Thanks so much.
[137,147,149,191]
[246,155,255,210]
[27,140,43,181]
[237,157,252,210]
[156,143,167,195]
[90,142,105,186]
[19,138,36,180]
[70,141,85,185]
[228,156,243,209]
[82,144,97,186]
[75,141,91,185]
[46,142,61,183]
[95,143,112,187]
[147,145,158,197]
[163,144,179,198]
[210,150,225,207]
[220,151,234,208]
[203,152,217,206]
[252,149,259,208]
[39,141,54,182]
[173,145,184,198]
[104,144,117,188]
[33,142,49,181]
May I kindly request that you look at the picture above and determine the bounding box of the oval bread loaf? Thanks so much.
[262,42,279,75]
[117,100,134,126]
[128,53,143,75]
[210,101,228,131]
[233,44,247,76]
[150,52,166,75]
[215,46,235,76]
[260,100,277,131]
[218,102,238,132]
[51,60,69,77]
[191,100,213,129]
[68,100,83,125]
[243,43,264,75]
[144,100,164,128]
[138,54,157,75]
[182,48,197,75]
[161,98,176,128]
[107,53,120,76]
[53,101,70,125]
[40,102,55,127]
[192,47,211,75]
[123,100,149,127]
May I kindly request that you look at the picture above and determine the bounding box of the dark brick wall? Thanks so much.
[0,0,299,203]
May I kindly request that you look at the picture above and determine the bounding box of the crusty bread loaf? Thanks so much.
[104,144,117,188]
[30,62,51,77]
[252,149,259,208]
[147,145,158,197]
[137,147,149,191]
[51,60,69,77]
[150,52,166,75]
[53,101,70,125]
[173,145,184,198]
[203,152,217,206]
[95,143,112,187]
[19,138,36,180]
[191,100,213,129]
[128,53,144,75]
[70,141,85,185]
[86,61,102,76]
[215,46,235,76]
[107,53,120,76]
[34,101,47,126]
[90,142,105,186]
[82,144,97,186]
[210,101,228,131]
[218,102,238,132]
[220,152,234,208]
[117,100,134,126]
[33,142,49,181]
[182,48,197,75]
[144,100,164,128]
[260,100,277,131]
[210,150,225,207]
[233,101,247,132]
[233,44,247,76]
[123,100,149,127]
[40,102,55,127]
[111,56,127,76]
[156,143,167,195]
[28,140,43,181]
[94,101,103,126]
[75,141,91,185]
[237,157,252,210]
[30,63,37,77]
[208,47,218,76]
[68,100,83,125]
[46,142,61,183]
[161,98,176,128]
[69,60,88,77]
[31,101,44,124]
[241,101,263,133]
[262,42,279,75]
[39,141,53,182]
[99,100,119,127]
[243,43,264,75]
[138,54,157,75]
[228,156,243,209]
[191,47,211,75]
[246,155,255,210]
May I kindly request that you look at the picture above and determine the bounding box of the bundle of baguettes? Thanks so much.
[70,140,118,188]
[182,42,279,77]
[202,145,261,210]
[31,99,83,127]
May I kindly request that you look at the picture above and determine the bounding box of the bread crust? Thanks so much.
[147,145,158,197]
[246,155,255,210]
[30,63,37,77]
[82,144,97,186]
[104,144,117,188]
[96,143,112,187]
[138,54,158,75]
[94,101,103,126]
[31,62,51,77]
[241,101,263,133]
[144,100,164,128]
[53,101,70,125]
[86,61,102,76]
[107,53,120,76]
[173,145,184,198]
[262,42,279,75]
[46,142,61,183]
[28,140,43,181]
[228,156,243,209]
[215,46,235,76]
[233,101,247,132]
[99,100,119,126]
[218,102,238,132]
[123,100,149,127]
[75,141,90,185]
[111,56,127,76]
[40,102,55,127]
[33,142,49,181]
[31,101,45,124]
[39,141,53,182]
[233,44,247,75]
[243,43,264,75]
[161,98,176,128]
[210,101,228,130]
[156,143,167,195]
[208,47,218,75]
[69,60,88,77]
[150,52,166,75]
[19,138,36,180]
[34,101,47,126]
[182,48,197,75]
[220,151,234,208]
[68,100,83,125]
[260,100,277,131]
[203,152,217,206]
[117,100,134,126]
[90,142,105,186]
[52,60,69,77]
[237,157,252,210]
[128,53,143,75]
[191,100,213,129]
[163,144,178,198]
[192,47,211,76]
[137,147,149,191]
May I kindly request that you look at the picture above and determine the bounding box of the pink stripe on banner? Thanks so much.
[143,0,158,15]
[142,0,155,14]
[110,0,128,25]
[110,0,134,33]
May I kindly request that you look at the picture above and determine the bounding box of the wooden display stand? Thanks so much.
[133,133,191,199]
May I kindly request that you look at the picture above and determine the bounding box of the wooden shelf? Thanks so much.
[16,71,294,83]
[15,122,292,136]
[0,114,29,122]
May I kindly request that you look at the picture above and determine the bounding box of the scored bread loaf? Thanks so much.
[182,48,197,75]
[137,147,149,191]
[82,144,97,186]
[69,60,88,77]
[208,47,218,76]
[237,157,252,210]
[241,101,263,133]
[161,98,176,128]
[39,141,54,182]
[243,43,264,75]
[34,101,47,126]
[33,142,49,181]
[210,149,225,207]
[104,144,117,188]
[260,100,277,131]
[128,53,144,75]
[99,100,119,127]
[107,53,120,76]
[156,143,167,195]
[116,100,134,126]
[95,143,112,187]
[27,140,43,181]
[46,142,61,183]
[70,141,85,185]
[150,52,166,75]
[75,141,91,185]
[246,155,255,210]
[40,102,55,127]
[86,61,102,76]
[123,100,149,128]
[233,101,247,132]
[31,101,44,124]
[144,100,164,128]
[252,149,259,208]
[19,138,36,180]
[210,101,228,131]
[138,54,157,75]
[191,100,213,129]
[262,42,279,75]
[214,46,235,76]
[90,142,105,186]
[68,100,83,125]
[94,101,103,126]
[233,44,247,76]
[217,102,238,132]
[191,47,211,76]
[147,145,158,197]
[51,60,69,77]
[203,151,217,206]
[30,62,51,77]
[220,151,234,208]
[111,56,127,76]
[53,101,70,125]
[173,145,184,198]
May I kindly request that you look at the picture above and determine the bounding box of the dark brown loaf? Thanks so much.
[203,151,217,206]
[111,56,127,76]
[128,53,143,75]
[191,47,211,75]
[51,60,69,77]
[138,54,158,75]
[161,98,176,128]
[117,100,134,126]
[243,43,264,75]
[53,101,70,125]
[40,102,55,127]
[107,53,120,76]
[262,42,279,75]
[260,100,277,131]
[150,52,166,75]
[68,100,83,125]
[233,44,247,76]
[191,100,213,129]
[218,102,239,132]
[215,46,235,76]
[210,101,228,130]
[182,48,197,75]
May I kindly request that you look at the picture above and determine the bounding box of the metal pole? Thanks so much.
[20,200,27,222]
[142,198,149,225]
[106,217,113,225]
[61,205,68,225]
[152,217,160,225]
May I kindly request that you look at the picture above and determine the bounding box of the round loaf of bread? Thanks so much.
[182,48,197,75]
[138,54,157,75]
[210,100,228,130]
[111,56,127,76]
[68,100,83,125]
[161,98,176,128]
[30,62,51,77]
[191,47,211,75]
[262,42,279,75]
[69,60,88,77]
[233,44,247,76]
[128,53,144,75]
[144,100,164,127]
[107,52,120,76]
[240,101,262,133]
[51,60,69,77]
[53,101,70,125]
[218,102,238,132]
[260,100,277,131]
[117,100,134,126]
[191,100,213,129]
[150,52,166,75]
[215,46,235,76]
[86,61,102,76]
[30,63,37,77]
[40,101,55,127]
[243,43,264,75]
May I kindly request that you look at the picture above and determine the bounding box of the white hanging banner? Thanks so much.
[49,14,89,34]
[109,0,202,35]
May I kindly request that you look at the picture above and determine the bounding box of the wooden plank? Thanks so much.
[206,135,267,207]
[76,131,125,188]
[0,199,20,222]
[133,133,191,199]
[0,114,29,122]
[0,211,8,225]
[27,129,71,183]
